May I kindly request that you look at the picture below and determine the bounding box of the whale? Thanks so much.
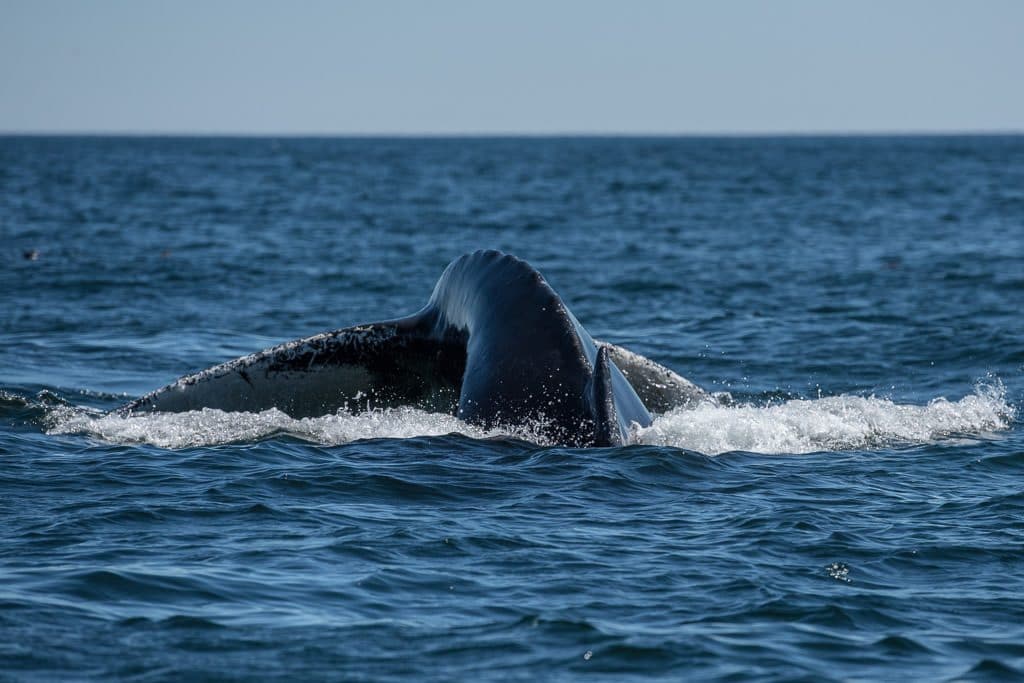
[120,250,708,446]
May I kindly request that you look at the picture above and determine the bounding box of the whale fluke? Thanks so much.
[120,250,708,446]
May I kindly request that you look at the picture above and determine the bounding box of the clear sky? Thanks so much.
[1,0,1022,135]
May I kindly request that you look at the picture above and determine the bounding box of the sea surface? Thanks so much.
[1,135,1022,681]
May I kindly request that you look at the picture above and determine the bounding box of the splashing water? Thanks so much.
[45,382,1013,454]
[636,381,1013,454]
[43,405,545,449]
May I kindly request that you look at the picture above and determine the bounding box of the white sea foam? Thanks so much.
[636,381,1013,455]
[44,405,544,450]
[46,382,1013,454]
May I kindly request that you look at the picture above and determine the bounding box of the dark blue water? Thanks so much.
[1,136,1022,681]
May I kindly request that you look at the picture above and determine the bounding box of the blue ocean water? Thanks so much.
[1,135,1022,681]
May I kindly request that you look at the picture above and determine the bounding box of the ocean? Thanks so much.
[1,135,1022,681]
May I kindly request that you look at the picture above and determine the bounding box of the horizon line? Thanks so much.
[2,128,1023,139]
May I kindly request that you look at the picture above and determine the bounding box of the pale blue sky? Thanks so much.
[1,0,1022,134]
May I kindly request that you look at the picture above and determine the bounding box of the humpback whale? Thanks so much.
[121,250,707,446]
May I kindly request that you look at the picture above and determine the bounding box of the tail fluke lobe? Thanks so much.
[588,345,627,446]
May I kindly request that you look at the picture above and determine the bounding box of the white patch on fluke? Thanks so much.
[45,382,1013,454]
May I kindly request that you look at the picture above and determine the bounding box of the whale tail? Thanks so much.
[119,251,707,446]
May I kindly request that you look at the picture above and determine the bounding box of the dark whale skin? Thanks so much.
[418,250,652,446]
[121,250,686,447]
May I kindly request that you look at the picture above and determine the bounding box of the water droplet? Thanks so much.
[825,562,851,582]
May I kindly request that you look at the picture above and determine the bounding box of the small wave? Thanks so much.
[637,381,1013,455]
[44,382,1012,454]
